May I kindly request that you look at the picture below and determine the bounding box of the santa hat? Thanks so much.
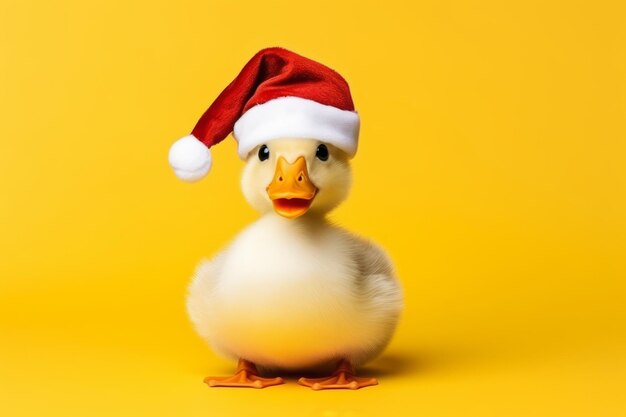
[168,47,360,181]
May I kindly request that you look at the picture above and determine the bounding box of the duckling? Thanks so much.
[186,139,403,389]
[169,47,403,389]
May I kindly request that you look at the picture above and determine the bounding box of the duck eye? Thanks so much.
[315,144,329,161]
[258,144,270,161]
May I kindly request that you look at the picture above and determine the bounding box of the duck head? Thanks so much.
[241,139,352,219]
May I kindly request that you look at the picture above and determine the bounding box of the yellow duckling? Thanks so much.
[169,48,403,390]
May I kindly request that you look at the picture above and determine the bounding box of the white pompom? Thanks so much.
[168,135,212,182]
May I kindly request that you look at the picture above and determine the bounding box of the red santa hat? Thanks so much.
[168,47,360,181]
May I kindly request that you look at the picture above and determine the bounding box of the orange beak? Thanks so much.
[266,156,317,219]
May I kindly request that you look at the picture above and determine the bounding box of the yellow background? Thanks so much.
[1,0,625,416]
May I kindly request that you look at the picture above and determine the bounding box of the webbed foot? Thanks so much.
[204,359,284,389]
[298,359,378,390]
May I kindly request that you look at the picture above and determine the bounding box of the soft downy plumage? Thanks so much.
[186,139,403,389]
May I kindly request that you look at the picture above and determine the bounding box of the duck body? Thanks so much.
[187,213,403,371]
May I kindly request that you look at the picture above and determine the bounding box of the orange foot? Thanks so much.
[204,359,284,389]
[298,359,378,390]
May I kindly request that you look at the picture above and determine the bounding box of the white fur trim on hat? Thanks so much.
[168,134,212,182]
[233,97,360,159]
